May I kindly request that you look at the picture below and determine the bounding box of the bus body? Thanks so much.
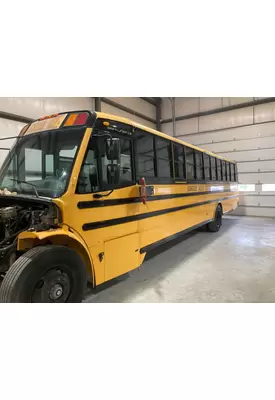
[0,110,239,302]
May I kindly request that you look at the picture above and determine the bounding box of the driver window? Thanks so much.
[76,145,99,194]
[101,136,133,187]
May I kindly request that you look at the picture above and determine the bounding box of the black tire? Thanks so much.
[207,205,222,232]
[0,245,87,303]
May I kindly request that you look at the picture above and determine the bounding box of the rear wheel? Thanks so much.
[207,205,222,232]
[0,245,87,303]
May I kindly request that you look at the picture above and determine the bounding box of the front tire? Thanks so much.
[0,246,87,303]
[207,205,222,232]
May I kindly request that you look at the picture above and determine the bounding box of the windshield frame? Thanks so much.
[0,126,88,199]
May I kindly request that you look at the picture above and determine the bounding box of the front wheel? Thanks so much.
[0,246,87,303]
[207,205,222,232]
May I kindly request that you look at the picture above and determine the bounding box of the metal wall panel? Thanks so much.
[238,160,275,173]
[0,97,94,120]
[199,107,253,132]
[201,136,275,153]
[175,118,199,136]
[238,172,275,184]
[232,206,275,218]
[178,121,275,146]
[239,195,275,207]
[108,97,155,119]
[199,97,222,112]
[218,148,275,162]
[254,102,275,123]
[175,98,199,116]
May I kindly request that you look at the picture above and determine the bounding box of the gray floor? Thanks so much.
[84,216,275,303]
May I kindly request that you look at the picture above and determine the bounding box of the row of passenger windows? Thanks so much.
[135,131,237,182]
[77,125,237,194]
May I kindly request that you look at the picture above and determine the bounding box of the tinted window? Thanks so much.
[221,160,226,180]
[226,162,230,181]
[217,159,222,180]
[174,143,185,179]
[101,136,133,186]
[210,157,216,180]
[230,163,235,181]
[195,151,203,180]
[234,164,238,182]
[203,153,210,180]
[186,147,195,179]
[156,138,172,178]
[135,130,156,178]
[77,134,133,194]
[77,144,99,194]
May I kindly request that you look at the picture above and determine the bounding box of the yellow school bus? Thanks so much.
[0,110,239,302]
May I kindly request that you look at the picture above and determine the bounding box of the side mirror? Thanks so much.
[106,138,121,161]
[107,164,120,185]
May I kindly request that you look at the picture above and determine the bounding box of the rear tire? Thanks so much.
[0,246,87,303]
[207,205,222,232]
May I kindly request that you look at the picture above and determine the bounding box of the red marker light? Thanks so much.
[73,112,88,125]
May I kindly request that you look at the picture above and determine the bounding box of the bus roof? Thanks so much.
[95,111,236,164]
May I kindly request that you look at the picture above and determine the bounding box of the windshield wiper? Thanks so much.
[9,178,39,198]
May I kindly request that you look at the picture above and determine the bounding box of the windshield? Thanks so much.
[0,127,85,198]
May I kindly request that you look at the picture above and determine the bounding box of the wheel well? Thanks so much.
[217,202,223,214]
[19,234,95,286]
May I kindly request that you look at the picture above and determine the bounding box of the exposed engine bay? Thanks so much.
[0,192,60,274]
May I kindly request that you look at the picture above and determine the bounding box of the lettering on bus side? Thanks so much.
[188,185,197,192]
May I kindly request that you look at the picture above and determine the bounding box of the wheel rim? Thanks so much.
[31,268,71,303]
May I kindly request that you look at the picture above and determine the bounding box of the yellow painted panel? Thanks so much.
[104,233,140,281]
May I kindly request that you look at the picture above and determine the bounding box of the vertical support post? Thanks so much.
[94,97,101,112]
[156,98,162,131]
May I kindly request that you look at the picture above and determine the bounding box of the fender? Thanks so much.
[17,228,96,286]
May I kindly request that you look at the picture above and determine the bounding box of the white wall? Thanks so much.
[0,97,94,120]
[102,97,156,129]
[162,98,275,218]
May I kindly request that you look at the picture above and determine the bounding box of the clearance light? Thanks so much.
[39,113,59,121]
[103,121,110,126]
[64,112,88,127]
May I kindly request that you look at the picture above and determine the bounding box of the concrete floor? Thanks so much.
[84,216,275,303]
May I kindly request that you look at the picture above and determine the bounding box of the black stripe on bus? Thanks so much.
[78,189,236,209]
[140,219,214,254]
[82,194,239,231]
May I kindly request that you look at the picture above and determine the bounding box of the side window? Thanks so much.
[216,159,222,181]
[211,157,216,181]
[101,136,133,186]
[234,163,238,182]
[76,141,99,194]
[221,160,226,181]
[174,143,185,179]
[135,130,156,178]
[195,151,203,180]
[76,133,133,194]
[230,163,235,182]
[156,138,172,178]
[203,153,210,180]
[186,147,195,180]
[226,162,230,182]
